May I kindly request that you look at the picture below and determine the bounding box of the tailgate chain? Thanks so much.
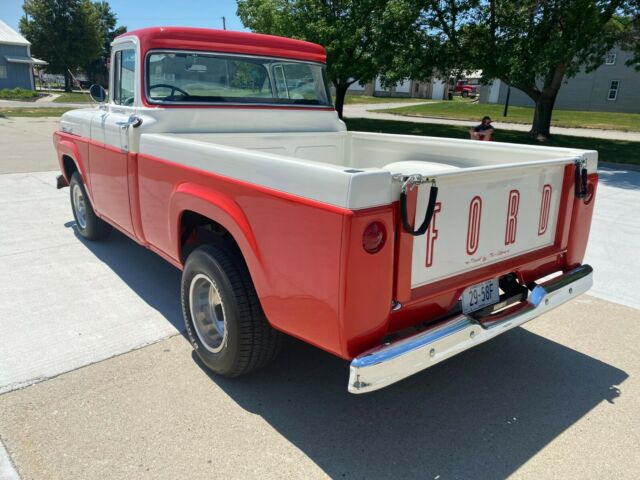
[393,174,439,236]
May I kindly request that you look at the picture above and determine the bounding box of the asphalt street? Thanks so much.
[0,116,639,479]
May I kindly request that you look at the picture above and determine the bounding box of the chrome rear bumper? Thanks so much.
[348,264,593,394]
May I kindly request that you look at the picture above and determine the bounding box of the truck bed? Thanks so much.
[143,130,597,171]
[138,130,597,289]
[139,130,596,211]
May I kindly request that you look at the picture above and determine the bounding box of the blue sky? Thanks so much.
[0,0,248,33]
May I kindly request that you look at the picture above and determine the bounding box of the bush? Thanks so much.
[0,88,40,100]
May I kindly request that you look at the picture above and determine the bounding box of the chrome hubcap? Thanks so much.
[72,184,87,229]
[189,273,227,353]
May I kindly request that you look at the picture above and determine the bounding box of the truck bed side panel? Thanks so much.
[137,152,350,358]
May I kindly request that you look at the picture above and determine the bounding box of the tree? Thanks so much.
[412,1,631,139]
[86,1,127,86]
[20,0,103,91]
[618,2,640,70]
[237,0,419,118]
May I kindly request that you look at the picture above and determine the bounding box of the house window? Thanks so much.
[608,80,620,100]
[605,53,617,65]
[0,66,7,79]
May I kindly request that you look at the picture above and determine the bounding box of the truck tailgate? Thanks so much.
[399,160,569,289]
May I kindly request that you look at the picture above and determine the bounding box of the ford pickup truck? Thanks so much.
[54,27,597,393]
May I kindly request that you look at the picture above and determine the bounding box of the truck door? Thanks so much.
[88,47,136,236]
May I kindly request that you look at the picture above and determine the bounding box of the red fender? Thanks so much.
[168,182,266,293]
[53,132,95,204]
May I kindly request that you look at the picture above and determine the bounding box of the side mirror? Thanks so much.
[89,84,107,103]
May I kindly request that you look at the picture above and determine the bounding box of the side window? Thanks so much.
[113,49,136,105]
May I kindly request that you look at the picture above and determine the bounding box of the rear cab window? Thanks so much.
[145,51,332,107]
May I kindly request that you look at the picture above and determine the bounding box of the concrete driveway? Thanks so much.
[1,117,639,479]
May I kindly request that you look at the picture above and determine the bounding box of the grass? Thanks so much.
[342,94,430,105]
[0,107,77,118]
[345,117,640,166]
[377,101,640,132]
[53,92,93,103]
[0,87,40,101]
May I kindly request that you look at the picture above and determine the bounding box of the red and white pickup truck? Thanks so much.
[54,27,597,393]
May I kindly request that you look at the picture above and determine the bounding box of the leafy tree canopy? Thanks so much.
[87,1,127,86]
[20,0,125,90]
[237,0,420,117]
[20,0,102,91]
[408,0,636,138]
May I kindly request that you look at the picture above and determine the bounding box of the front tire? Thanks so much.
[181,244,282,377]
[69,172,111,241]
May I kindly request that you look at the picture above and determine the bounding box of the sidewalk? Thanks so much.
[344,102,640,142]
[0,98,87,108]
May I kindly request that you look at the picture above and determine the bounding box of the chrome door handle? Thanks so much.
[115,115,143,130]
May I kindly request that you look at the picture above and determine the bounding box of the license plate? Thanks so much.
[462,279,499,314]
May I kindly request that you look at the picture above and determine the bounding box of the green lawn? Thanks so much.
[0,107,77,118]
[343,94,430,105]
[345,118,640,166]
[377,101,640,132]
[53,92,93,103]
[0,87,40,101]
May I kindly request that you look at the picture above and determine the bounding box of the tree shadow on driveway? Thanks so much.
[597,166,640,191]
[194,330,627,479]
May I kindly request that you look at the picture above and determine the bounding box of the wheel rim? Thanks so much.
[189,273,227,353]
[72,184,87,229]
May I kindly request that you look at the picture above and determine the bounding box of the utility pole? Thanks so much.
[221,16,226,30]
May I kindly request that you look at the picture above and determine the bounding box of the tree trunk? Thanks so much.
[333,81,350,119]
[529,90,559,140]
[64,70,73,92]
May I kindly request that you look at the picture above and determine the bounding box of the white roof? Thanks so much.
[5,55,47,65]
[0,19,30,46]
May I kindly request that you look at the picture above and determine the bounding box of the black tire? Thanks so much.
[462,90,469,98]
[181,243,282,377]
[69,172,112,241]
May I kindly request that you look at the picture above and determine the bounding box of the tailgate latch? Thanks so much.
[574,159,588,199]
[393,174,439,236]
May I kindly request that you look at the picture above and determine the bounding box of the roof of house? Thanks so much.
[116,27,326,63]
[0,19,30,46]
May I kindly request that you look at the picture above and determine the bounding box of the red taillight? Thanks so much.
[362,221,386,254]
[583,182,595,205]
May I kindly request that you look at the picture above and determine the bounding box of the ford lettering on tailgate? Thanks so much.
[411,165,564,288]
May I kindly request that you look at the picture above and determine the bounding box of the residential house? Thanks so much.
[0,19,47,90]
[480,47,640,113]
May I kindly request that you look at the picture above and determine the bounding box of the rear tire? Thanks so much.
[181,243,282,377]
[69,172,111,241]
[462,90,469,98]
